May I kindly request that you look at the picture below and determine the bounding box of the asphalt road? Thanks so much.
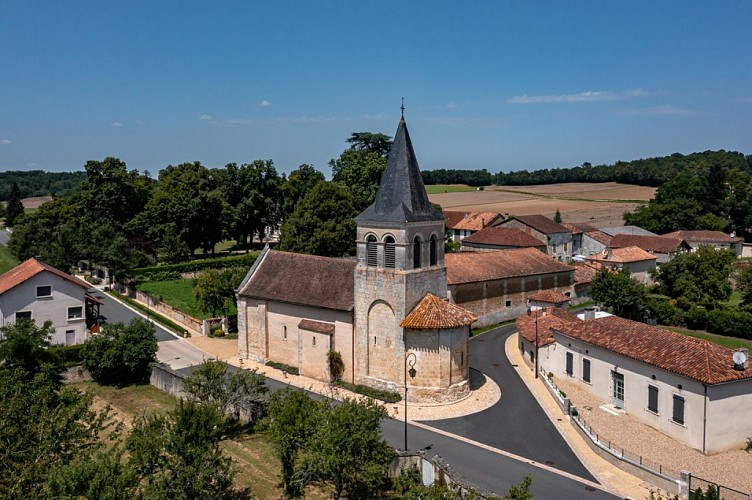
[423,325,597,481]
[98,294,616,499]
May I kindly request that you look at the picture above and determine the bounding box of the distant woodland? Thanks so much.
[0,171,87,201]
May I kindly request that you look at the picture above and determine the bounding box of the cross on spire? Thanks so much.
[401,97,405,118]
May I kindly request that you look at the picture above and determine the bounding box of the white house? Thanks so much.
[518,310,752,455]
[0,258,100,345]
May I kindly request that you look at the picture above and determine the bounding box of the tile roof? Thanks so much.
[0,258,92,295]
[355,116,443,224]
[583,230,613,246]
[443,211,502,231]
[400,293,477,329]
[553,315,752,385]
[610,234,682,253]
[298,319,336,335]
[238,250,356,311]
[528,290,571,304]
[508,214,571,235]
[589,246,657,264]
[663,230,742,243]
[445,248,573,285]
[573,263,600,285]
[562,222,599,235]
[516,307,580,347]
[461,226,546,247]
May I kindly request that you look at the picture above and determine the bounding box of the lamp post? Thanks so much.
[404,351,417,450]
[527,301,539,379]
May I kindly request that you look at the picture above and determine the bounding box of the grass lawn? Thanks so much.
[70,382,330,498]
[0,244,19,274]
[727,290,743,308]
[425,184,479,194]
[666,326,752,350]
[136,278,238,320]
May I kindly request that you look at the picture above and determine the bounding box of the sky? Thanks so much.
[1,1,751,178]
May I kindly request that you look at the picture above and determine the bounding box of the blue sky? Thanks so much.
[1,1,751,177]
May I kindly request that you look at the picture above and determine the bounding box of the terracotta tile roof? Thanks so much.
[238,250,356,311]
[588,246,657,264]
[553,315,752,385]
[461,226,545,247]
[443,211,502,231]
[584,230,613,246]
[528,290,570,304]
[663,230,742,244]
[0,258,92,295]
[516,308,580,347]
[562,222,598,235]
[611,234,682,253]
[508,214,571,235]
[298,319,336,335]
[401,293,477,329]
[573,263,600,285]
[445,248,574,285]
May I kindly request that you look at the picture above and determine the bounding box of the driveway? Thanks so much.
[422,325,596,481]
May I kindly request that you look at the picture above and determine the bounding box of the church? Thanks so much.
[236,114,477,403]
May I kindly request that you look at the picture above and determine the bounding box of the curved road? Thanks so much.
[422,325,595,480]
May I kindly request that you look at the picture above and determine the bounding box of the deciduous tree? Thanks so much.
[654,247,736,309]
[82,319,158,386]
[591,268,647,320]
[5,182,25,227]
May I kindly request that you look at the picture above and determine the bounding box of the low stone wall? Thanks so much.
[392,451,498,498]
[541,373,571,415]
[150,362,188,399]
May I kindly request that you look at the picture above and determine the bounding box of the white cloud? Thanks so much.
[260,100,271,107]
[199,114,212,121]
[0,139,10,145]
[227,118,255,125]
[508,89,647,104]
[623,105,692,116]
[111,122,123,127]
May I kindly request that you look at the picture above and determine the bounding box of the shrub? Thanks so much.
[328,351,345,382]
[52,344,84,366]
[745,437,752,453]
[334,381,401,403]
[647,297,682,326]
[685,306,708,331]
[82,319,158,385]
[707,308,752,339]
[265,360,299,375]
[133,253,257,280]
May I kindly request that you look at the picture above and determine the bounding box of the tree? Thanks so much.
[346,132,393,157]
[83,319,158,385]
[160,223,190,264]
[553,209,562,223]
[184,359,268,422]
[653,247,736,309]
[330,149,387,212]
[194,267,246,317]
[5,182,25,227]
[302,397,392,500]
[591,268,648,320]
[737,265,752,306]
[264,388,323,498]
[0,319,60,379]
[281,164,326,219]
[278,181,358,257]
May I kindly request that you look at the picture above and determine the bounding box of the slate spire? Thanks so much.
[355,115,443,224]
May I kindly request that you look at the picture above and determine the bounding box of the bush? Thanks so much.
[133,253,257,280]
[328,351,345,382]
[685,306,708,331]
[334,381,401,403]
[706,308,752,339]
[82,319,158,385]
[52,344,84,366]
[647,297,682,326]
[265,360,299,375]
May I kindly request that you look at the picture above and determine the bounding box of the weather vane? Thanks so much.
[401,97,405,117]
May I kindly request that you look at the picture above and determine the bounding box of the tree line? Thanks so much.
[0,170,86,200]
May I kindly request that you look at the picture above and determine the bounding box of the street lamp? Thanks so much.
[404,351,417,450]
[527,300,539,379]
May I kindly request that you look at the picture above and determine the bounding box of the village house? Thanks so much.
[662,230,743,255]
[459,226,547,253]
[443,211,504,241]
[517,310,752,455]
[562,222,613,258]
[0,257,100,345]
[586,246,657,285]
[499,214,573,262]
[610,234,688,265]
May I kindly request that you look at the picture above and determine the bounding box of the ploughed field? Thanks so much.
[428,182,656,228]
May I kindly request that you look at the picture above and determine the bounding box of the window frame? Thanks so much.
[672,394,685,425]
[429,234,438,266]
[67,305,84,321]
[582,358,591,383]
[15,310,32,322]
[565,352,574,376]
[412,235,422,269]
[384,235,396,269]
[366,235,378,267]
[36,285,53,298]
[648,385,659,414]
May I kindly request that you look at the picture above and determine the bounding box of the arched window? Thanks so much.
[366,235,377,267]
[384,236,396,268]
[413,235,422,269]
[429,234,438,265]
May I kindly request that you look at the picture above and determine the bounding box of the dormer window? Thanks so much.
[366,235,378,267]
[384,236,396,269]
[413,236,422,269]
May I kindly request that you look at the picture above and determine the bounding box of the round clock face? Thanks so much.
[733,351,747,365]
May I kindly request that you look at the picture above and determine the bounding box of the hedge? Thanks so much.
[133,253,257,280]
[706,309,752,340]
[265,360,300,375]
[335,381,402,403]
[52,344,85,366]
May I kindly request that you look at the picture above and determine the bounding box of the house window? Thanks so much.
[460,351,464,367]
[36,285,52,298]
[283,326,287,340]
[384,236,396,269]
[366,235,378,267]
[413,236,422,269]
[565,352,573,376]
[312,336,316,348]
[505,300,511,307]
[582,358,591,383]
[672,394,685,425]
[67,306,83,320]
[648,385,659,414]
[429,235,438,266]
[15,311,32,322]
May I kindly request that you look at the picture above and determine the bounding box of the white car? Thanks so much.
[571,255,587,263]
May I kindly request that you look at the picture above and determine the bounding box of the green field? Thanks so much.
[136,278,236,320]
[0,244,19,274]
[425,184,479,194]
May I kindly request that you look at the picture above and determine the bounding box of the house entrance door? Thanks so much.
[65,329,75,346]
[611,371,624,408]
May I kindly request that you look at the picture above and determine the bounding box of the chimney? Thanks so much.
[584,307,596,320]
[733,348,749,371]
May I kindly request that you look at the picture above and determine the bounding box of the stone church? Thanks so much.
[237,115,477,403]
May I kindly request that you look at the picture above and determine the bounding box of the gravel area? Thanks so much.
[556,377,752,494]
